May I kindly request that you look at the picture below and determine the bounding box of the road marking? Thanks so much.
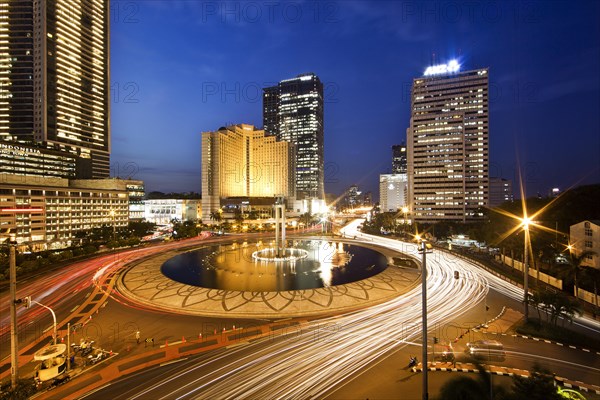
[70,305,79,312]
[160,358,188,367]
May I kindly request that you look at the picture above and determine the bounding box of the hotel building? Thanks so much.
[0,0,111,178]
[201,124,295,222]
[0,174,128,250]
[379,174,407,212]
[263,73,324,201]
[407,63,489,222]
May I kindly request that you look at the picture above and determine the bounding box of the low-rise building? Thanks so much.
[72,178,145,221]
[0,174,128,250]
[570,220,600,269]
[144,199,200,225]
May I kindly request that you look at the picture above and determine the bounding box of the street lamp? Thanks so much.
[109,209,116,242]
[417,237,433,400]
[521,216,531,322]
[1,233,19,390]
[29,299,58,345]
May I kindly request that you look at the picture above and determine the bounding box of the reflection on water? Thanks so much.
[160,240,388,292]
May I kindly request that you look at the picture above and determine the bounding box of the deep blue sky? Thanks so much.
[110,0,600,198]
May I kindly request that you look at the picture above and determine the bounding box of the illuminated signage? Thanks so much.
[424,60,460,76]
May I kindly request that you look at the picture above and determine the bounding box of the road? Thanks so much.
[5,221,600,398]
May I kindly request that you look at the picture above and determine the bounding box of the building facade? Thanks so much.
[201,124,295,222]
[379,174,407,212]
[0,174,128,250]
[489,177,513,207]
[144,199,200,225]
[392,143,407,174]
[570,220,600,269]
[263,73,324,200]
[71,178,145,221]
[0,0,111,178]
[407,64,489,222]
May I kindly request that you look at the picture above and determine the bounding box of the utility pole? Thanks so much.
[9,240,18,389]
[418,239,433,400]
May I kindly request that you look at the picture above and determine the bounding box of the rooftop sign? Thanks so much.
[424,60,460,76]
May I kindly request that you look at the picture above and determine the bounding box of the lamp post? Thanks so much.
[417,235,432,400]
[30,300,58,345]
[8,238,18,390]
[522,217,531,322]
[109,209,116,243]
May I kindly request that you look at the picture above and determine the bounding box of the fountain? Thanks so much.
[160,196,390,291]
[251,196,309,262]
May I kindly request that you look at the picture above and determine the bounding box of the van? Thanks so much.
[465,340,505,360]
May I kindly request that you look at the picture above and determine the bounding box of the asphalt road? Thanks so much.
[3,222,599,399]
[74,221,600,399]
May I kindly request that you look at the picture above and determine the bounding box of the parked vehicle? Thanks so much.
[47,374,70,390]
[88,350,106,365]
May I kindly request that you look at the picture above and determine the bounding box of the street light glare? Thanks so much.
[522,216,531,229]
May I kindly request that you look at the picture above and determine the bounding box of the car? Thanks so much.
[466,340,505,360]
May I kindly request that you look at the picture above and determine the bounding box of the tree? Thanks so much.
[438,363,506,400]
[559,250,596,303]
[582,266,600,316]
[507,364,562,400]
[128,221,156,238]
[233,209,244,226]
[209,211,223,226]
[299,212,313,228]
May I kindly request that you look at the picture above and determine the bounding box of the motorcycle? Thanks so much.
[80,340,95,356]
[408,356,418,368]
[88,351,105,365]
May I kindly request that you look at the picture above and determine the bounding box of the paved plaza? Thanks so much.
[117,239,420,319]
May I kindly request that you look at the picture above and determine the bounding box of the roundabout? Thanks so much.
[115,237,421,319]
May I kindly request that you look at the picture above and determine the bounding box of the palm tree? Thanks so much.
[561,250,596,303]
[210,210,223,225]
[582,266,600,316]
[299,212,312,229]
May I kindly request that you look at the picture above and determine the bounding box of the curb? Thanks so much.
[411,363,600,395]
[484,331,600,356]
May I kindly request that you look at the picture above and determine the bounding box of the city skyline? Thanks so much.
[108,1,599,198]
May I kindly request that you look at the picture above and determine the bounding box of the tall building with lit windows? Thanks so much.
[263,73,324,201]
[0,0,110,178]
[407,63,489,222]
[201,124,296,222]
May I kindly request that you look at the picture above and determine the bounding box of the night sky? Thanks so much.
[110,0,600,199]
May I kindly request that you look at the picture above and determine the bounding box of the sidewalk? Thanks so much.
[411,362,600,395]
[35,319,309,400]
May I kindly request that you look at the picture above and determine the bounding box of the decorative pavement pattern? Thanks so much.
[116,244,420,319]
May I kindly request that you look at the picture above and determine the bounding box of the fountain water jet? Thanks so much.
[252,196,309,262]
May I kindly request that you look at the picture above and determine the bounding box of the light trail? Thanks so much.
[120,219,599,399]
[124,220,490,399]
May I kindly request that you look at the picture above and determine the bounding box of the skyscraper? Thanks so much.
[263,73,324,200]
[407,62,489,222]
[392,143,407,174]
[201,124,295,222]
[0,0,111,178]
